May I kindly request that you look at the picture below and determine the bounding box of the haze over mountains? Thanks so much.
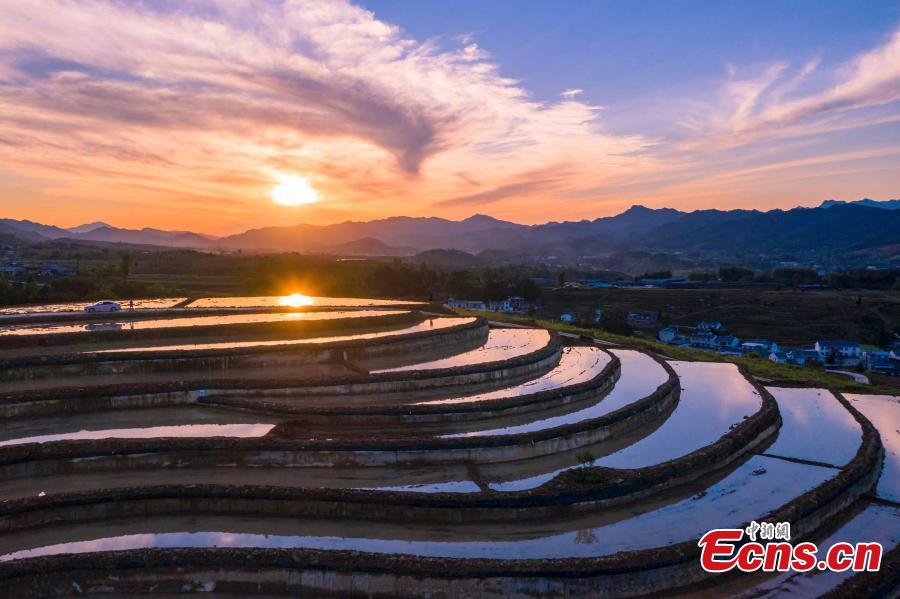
[2,199,898,264]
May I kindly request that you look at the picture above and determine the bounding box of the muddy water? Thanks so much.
[846,393,900,503]
[188,296,424,309]
[0,310,407,337]
[765,387,861,467]
[93,317,475,353]
[374,328,550,373]
[415,346,609,406]
[0,456,833,561]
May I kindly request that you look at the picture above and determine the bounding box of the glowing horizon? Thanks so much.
[0,1,898,235]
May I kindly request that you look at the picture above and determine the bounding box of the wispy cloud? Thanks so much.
[685,27,900,149]
[0,0,649,230]
[0,1,896,231]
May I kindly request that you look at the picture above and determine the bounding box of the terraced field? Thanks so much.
[0,298,896,597]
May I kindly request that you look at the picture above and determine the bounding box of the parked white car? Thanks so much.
[84,300,121,313]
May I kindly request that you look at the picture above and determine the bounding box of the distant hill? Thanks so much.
[324,237,413,256]
[217,213,523,252]
[0,218,71,240]
[646,205,900,255]
[68,221,112,234]
[71,225,215,248]
[3,199,898,267]
[820,198,900,210]
[410,249,485,267]
[0,220,216,248]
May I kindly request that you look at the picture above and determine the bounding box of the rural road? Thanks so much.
[825,369,870,384]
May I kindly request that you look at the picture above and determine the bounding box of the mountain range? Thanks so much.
[2,199,898,265]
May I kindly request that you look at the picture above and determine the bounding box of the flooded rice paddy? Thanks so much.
[1,295,896,597]
[0,310,407,336]
[485,357,758,491]
[374,328,550,373]
[0,457,833,562]
[765,387,861,467]
[0,407,278,447]
[415,345,609,406]
[187,296,424,309]
[846,393,900,503]
[93,317,474,353]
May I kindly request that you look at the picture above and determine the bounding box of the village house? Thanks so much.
[487,299,509,312]
[740,340,777,356]
[768,350,789,364]
[658,325,693,345]
[696,320,723,332]
[890,342,900,361]
[507,296,528,313]
[445,298,487,311]
[792,349,824,366]
[814,340,862,365]
[690,331,716,349]
[577,279,613,288]
[626,311,659,327]
[38,263,76,277]
[865,351,898,375]
[0,263,27,276]
[713,335,741,353]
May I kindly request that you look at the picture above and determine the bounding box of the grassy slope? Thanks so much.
[454,309,896,395]
[541,287,899,346]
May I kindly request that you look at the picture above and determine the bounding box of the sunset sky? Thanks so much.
[0,0,898,234]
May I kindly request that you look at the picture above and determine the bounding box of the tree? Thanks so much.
[638,270,671,280]
[688,271,714,281]
[718,266,754,282]
[120,253,133,279]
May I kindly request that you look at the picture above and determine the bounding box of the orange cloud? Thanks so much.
[0,1,897,232]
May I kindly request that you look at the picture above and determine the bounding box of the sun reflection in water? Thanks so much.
[279,293,314,308]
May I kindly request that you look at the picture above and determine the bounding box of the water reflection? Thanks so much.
[416,346,610,406]
[441,350,619,437]
[1,310,406,337]
[597,360,761,469]
[374,328,550,373]
[188,296,425,309]
[0,298,186,316]
[360,480,481,493]
[846,394,900,503]
[94,317,475,353]
[0,423,275,447]
[84,322,125,332]
[765,387,861,467]
[0,457,832,562]
[487,357,759,491]
[733,502,899,597]
[279,293,314,307]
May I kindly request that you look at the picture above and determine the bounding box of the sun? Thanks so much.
[270,175,319,206]
[279,293,314,307]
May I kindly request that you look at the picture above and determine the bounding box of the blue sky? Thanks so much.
[0,0,898,231]
[361,1,897,95]
[361,1,900,129]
